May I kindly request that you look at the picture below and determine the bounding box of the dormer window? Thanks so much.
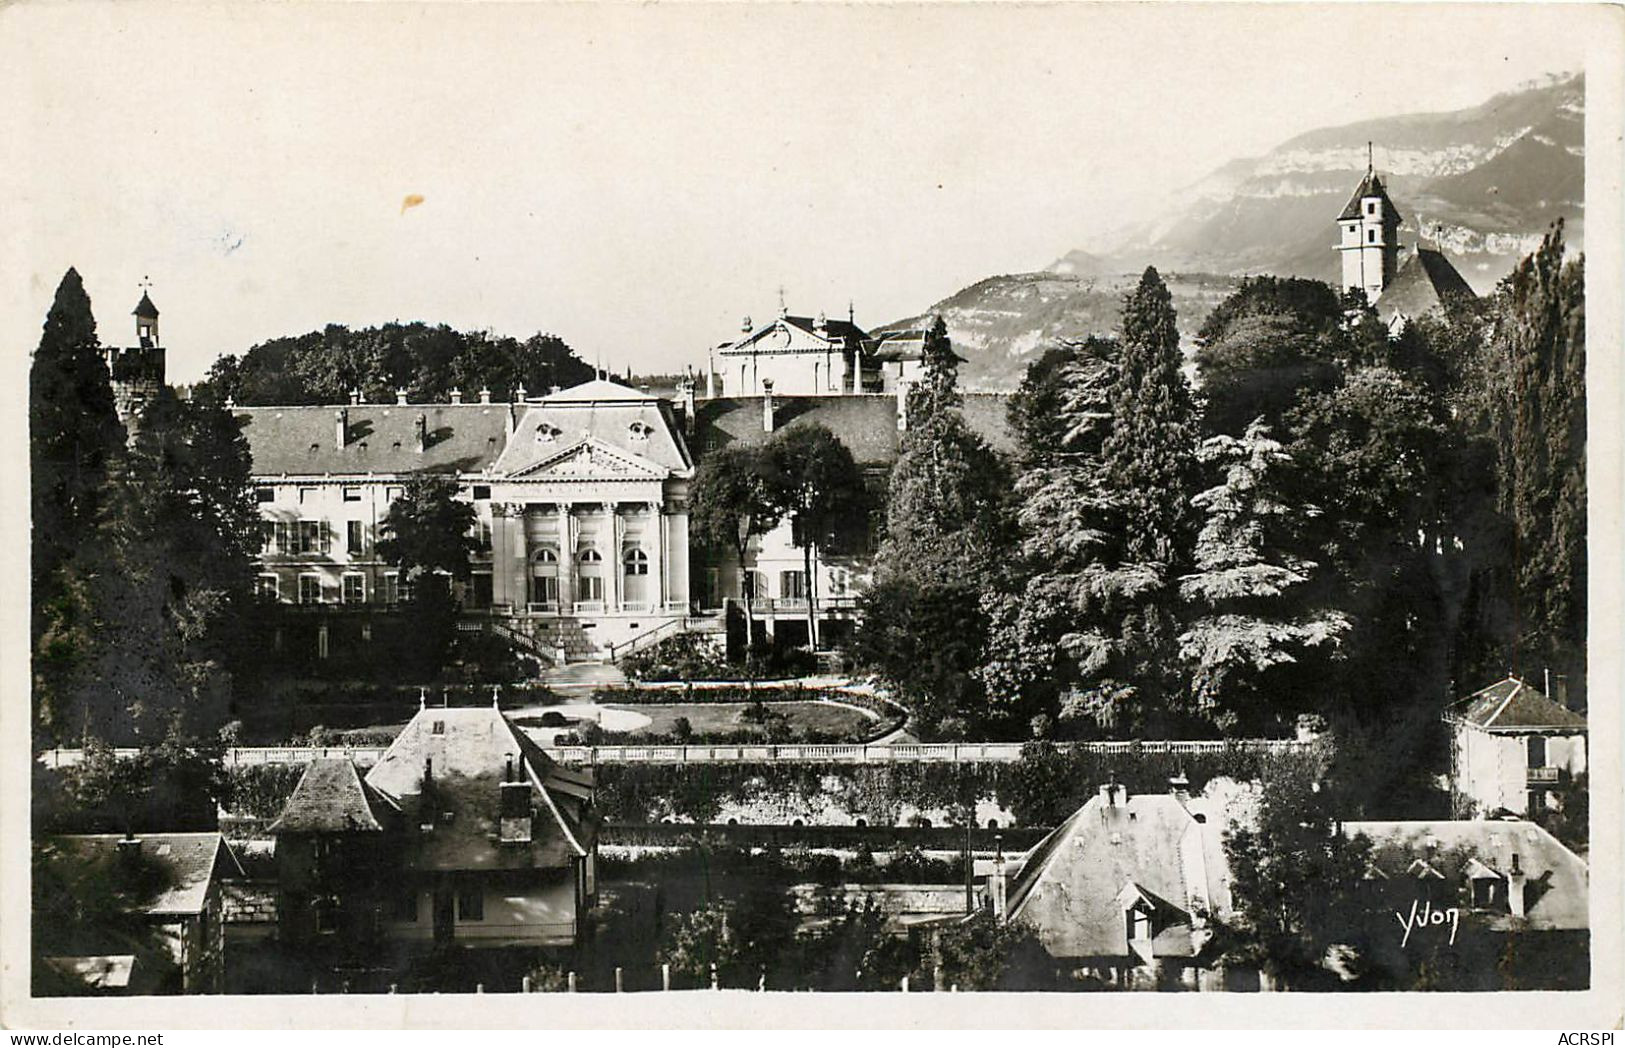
[1128,906,1152,942]
[536,424,560,443]
[628,421,654,442]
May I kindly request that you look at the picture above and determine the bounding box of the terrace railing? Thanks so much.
[37,737,1314,770]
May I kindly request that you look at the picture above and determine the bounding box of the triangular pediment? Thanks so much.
[504,436,668,480]
[724,317,837,355]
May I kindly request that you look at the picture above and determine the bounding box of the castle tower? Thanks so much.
[1336,145,1402,303]
[108,287,167,437]
[134,290,160,347]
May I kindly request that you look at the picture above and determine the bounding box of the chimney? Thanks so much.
[335,408,348,448]
[515,384,528,403]
[1169,773,1190,803]
[499,756,533,843]
[506,402,518,437]
[1553,674,1570,709]
[896,378,911,432]
[706,350,717,399]
[1507,853,1527,918]
[1099,780,1125,808]
[415,413,428,453]
[478,387,492,405]
[762,378,776,432]
[449,388,463,405]
[814,311,828,336]
[678,378,697,434]
[349,388,361,406]
[742,315,753,334]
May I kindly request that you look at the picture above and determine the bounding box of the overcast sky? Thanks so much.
[3,2,1590,382]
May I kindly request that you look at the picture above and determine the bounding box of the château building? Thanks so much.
[1335,155,1477,326]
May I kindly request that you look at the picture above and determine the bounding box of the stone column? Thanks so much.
[490,503,513,609]
[515,504,532,607]
[650,500,665,613]
[558,503,576,610]
[608,502,623,611]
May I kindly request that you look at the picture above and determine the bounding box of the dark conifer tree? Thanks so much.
[1103,267,1198,565]
[30,269,122,622]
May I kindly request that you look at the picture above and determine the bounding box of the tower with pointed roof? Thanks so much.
[106,286,167,438]
[1336,145,1402,303]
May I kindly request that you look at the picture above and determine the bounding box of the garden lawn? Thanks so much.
[603,700,877,738]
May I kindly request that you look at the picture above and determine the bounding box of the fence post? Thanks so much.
[900,975,909,993]
[615,967,624,993]
[662,964,671,991]
[476,983,484,994]
[710,962,719,991]
[522,975,532,993]
[568,971,577,993]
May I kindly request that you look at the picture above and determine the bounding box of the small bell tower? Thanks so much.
[1336,144,1402,303]
[134,278,160,348]
[109,278,167,439]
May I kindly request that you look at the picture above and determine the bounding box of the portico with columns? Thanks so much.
[237,377,698,664]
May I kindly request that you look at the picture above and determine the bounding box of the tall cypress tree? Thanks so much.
[30,268,122,619]
[1498,222,1586,699]
[1103,267,1198,565]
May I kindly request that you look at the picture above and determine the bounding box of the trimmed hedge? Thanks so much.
[591,741,1331,827]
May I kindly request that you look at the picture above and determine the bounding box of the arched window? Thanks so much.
[577,547,604,603]
[622,547,650,605]
[530,547,559,609]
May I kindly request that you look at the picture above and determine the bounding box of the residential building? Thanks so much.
[687,386,1016,650]
[1346,818,1589,989]
[1444,676,1587,817]
[999,779,1236,990]
[39,832,244,995]
[269,704,598,956]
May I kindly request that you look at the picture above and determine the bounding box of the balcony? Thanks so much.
[1527,765,1563,786]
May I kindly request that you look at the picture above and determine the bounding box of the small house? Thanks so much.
[1444,676,1586,817]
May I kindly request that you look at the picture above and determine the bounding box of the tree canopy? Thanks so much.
[197,322,593,407]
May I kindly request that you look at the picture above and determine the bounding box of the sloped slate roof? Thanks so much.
[362,706,595,872]
[48,834,245,916]
[692,392,1016,466]
[269,758,400,833]
[1005,791,1231,961]
[1338,171,1401,222]
[1347,819,1588,931]
[782,314,868,344]
[1376,247,1478,321]
[237,404,510,477]
[1446,677,1586,732]
[495,400,692,475]
[133,292,160,319]
[237,383,693,479]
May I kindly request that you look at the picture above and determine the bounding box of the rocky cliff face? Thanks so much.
[880,271,1235,392]
[1089,72,1584,289]
[890,74,1582,392]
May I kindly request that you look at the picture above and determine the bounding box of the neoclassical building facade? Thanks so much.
[238,379,695,659]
